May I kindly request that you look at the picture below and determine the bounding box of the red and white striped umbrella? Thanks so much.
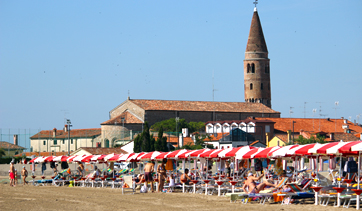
[238,148,265,159]
[139,151,162,161]
[53,155,67,162]
[208,149,227,158]
[215,147,234,158]
[81,155,95,162]
[341,141,362,154]
[187,149,211,158]
[165,149,188,159]
[269,145,299,158]
[34,156,47,163]
[223,146,254,158]
[325,142,358,155]
[292,143,321,156]
[60,156,70,162]
[69,155,85,162]
[155,152,172,160]
[107,154,122,161]
[199,149,221,158]
[126,152,145,162]
[104,153,116,161]
[118,153,135,161]
[44,156,56,162]
[177,150,195,159]
[29,157,40,163]
[253,146,281,158]
[66,155,77,162]
[315,142,341,154]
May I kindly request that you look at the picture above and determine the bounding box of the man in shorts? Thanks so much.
[144,161,155,193]
[9,161,15,187]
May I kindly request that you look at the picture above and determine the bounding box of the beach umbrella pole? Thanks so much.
[357,152,360,210]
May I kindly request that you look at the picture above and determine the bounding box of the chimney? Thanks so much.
[13,135,18,145]
[64,125,68,132]
[53,128,57,138]
[179,134,184,147]
[182,128,189,137]
[287,130,292,143]
[343,119,347,124]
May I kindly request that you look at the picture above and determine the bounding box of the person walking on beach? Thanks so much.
[21,166,28,185]
[9,161,15,187]
[157,159,167,192]
[144,161,155,193]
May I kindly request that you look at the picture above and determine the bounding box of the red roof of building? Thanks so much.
[30,128,101,139]
[256,118,362,135]
[14,151,68,157]
[0,141,25,150]
[128,99,279,114]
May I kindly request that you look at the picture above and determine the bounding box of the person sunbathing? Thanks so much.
[242,173,276,194]
[181,169,193,185]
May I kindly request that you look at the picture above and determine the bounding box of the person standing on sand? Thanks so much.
[21,166,28,185]
[144,161,155,193]
[9,161,15,187]
[157,159,167,192]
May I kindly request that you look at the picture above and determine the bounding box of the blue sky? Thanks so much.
[1,0,361,130]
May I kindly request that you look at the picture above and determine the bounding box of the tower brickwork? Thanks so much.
[244,8,271,108]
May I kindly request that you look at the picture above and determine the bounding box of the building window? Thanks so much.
[251,63,255,73]
[62,139,65,144]
[54,139,57,145]
[250,83,253,90]
[43,141,46,145]
[265,125,270,133]
[261,83,263,90]
[265,65,269,73]
[71,139,73,144]
[247,64,250,73]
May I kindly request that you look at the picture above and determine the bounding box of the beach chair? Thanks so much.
[277,181,314,205]
[122,175,135,194]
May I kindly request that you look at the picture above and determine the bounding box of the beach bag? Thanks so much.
[140,185,148,193]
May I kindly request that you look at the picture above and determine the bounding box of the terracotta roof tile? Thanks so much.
[274,134,300,143]
[30,128,101,139]
[183,137,194,146]
[14,151,68,157]
[256,118,362,135]
[130,99,279,114]
[0,141,25,150]
[101,111,143,125]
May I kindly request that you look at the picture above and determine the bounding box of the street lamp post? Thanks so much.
[67,119,72,156]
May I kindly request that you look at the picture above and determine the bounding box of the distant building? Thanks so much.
[257,117,362,147]
[71,147,127,156]
[30,127,102,154]
[0,141,25,157]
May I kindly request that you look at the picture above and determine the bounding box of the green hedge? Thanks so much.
[0,156,26,164]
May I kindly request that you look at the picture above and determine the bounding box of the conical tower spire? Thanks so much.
[246,9,268,53]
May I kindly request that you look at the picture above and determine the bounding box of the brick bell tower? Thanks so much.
[244,6,271,108]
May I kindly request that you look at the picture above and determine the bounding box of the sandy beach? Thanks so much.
[0,181,345,211]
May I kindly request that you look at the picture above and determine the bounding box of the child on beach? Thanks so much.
[167,174,175,193]
[21,166,28,185]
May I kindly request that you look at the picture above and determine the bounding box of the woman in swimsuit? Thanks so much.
[157,159,167,192]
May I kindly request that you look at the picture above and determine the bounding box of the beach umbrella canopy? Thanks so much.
[95,154,108,162]
[118,153,135,161]
[29,157,39,163]
[107,154,122,161]
[155,151,172,160]
[165,149,188,159]
[214,147,234,158]
[325,142,359,155]
[293,143,320,156]
[44,156,56,162]
[177,150,195,159]
[223,146,254,158]
[126,152,145,162]
[69,155,85,162]
[315,142,341,154]
[208,149,227,158]
[269,145,298,158]
[253,146,281,158]
[238,148,265,159]
[81,155,95,162]
[188,149,211,158]
[53,155,67,162]
[90,155,102,161]
[104,153,116,161]
[34,156,47,163]
[199,149,221,158]
[139,151,162,161]
[347,142,362,153]
[61,156,70,162]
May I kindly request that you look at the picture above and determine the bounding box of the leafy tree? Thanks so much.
[155,126,168,152]
[287,134,326,145]
[0,148,5,158]
[133,133,143,153]
[150,118,204,134]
